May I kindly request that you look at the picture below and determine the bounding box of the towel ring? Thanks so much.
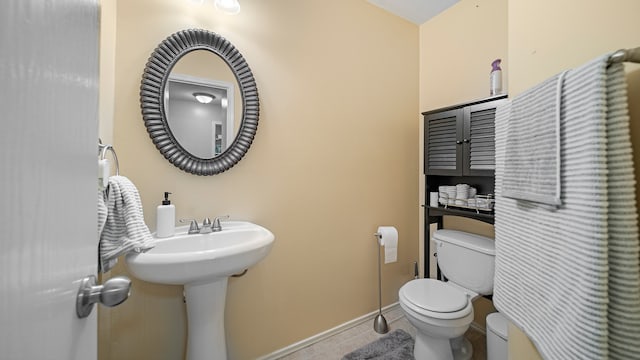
[98,141,120,176]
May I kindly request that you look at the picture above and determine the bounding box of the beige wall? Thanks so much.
[419,0,640,358]
[100,0,419,359]
[419,0,508,110]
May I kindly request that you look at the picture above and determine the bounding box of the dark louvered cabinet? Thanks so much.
[425,96,506,176]
[424,108,462,175]
[423,95,506,278]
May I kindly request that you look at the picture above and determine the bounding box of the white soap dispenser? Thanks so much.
[156,191,175,238]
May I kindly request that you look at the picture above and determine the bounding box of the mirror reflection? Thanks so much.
[165,75,234,158]
[141,29,259,176]
[164,50,242,159]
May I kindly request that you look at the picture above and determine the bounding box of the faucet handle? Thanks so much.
[202,217,212,227]
[179,219,200,234]
[212,215,230,232]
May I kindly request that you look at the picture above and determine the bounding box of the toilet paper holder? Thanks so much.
[373,232,389,334]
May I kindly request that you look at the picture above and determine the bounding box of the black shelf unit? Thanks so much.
[423,95,506,278]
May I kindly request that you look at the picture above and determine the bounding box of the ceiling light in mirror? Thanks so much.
[215,0,240,14]
[193,92,215,104]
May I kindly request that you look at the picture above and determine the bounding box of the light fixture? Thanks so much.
[193,92,215,104]
[214,0,240,15]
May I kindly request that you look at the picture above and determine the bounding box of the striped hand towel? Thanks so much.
[502,70,568,206]
[97,189,116,271]
[493,54,640,359]
[99,175,155,272]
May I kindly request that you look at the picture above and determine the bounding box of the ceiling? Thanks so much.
[367,0,460,25]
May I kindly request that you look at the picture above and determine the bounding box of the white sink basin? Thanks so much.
[126,221,274,285]
[125,221,274,360]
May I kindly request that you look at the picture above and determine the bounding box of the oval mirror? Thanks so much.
[140,29,259,175]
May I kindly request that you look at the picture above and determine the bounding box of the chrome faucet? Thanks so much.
[179,219,200,234]
[180,216,228,234]
[199,217,213,234]
[212,215,230,232]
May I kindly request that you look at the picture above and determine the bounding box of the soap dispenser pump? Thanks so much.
[156,191,175,238]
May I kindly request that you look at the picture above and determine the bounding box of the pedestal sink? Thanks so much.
[125,221,274,360]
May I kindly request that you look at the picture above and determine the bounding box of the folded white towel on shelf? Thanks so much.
[99,175,155,272]
[493,54,640,359]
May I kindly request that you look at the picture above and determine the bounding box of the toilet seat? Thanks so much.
[402,279,468,312]
[399,279,472,320]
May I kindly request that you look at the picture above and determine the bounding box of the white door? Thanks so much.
[0,0,100,359]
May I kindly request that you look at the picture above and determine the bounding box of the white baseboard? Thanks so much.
[470,321,487,335]
[256,302,400,360]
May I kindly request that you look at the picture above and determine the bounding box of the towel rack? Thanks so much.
[98,140,120,176]
[608,46,640,65]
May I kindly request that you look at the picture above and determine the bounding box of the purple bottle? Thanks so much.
[490,59,502,96]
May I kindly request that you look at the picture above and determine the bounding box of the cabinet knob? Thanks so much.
[463,138,470,143]
[456,140,463,144]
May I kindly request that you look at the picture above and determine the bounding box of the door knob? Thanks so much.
[76,275,131,318]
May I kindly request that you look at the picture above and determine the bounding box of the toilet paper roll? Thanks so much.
[377,226,398,264]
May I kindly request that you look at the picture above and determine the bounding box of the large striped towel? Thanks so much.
[99,176,155,272]
[493,54,640,359]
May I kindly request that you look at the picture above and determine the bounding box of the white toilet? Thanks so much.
[399,229,496,360]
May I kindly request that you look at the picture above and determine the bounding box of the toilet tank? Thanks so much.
[433,229,496,295]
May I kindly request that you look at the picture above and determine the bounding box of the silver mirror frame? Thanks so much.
[140,29,259,176]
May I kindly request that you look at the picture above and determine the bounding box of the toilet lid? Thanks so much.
[402,279,468,313]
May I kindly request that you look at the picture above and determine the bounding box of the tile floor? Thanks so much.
[279,307,487,360]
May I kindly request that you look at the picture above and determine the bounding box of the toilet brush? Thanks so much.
[373,232,389,334]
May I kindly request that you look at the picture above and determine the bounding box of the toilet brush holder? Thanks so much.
[373,232,389,334]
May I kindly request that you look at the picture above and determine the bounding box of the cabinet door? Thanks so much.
[462,99,505,176]
[424,108,463,175]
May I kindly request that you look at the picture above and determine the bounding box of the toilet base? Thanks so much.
[451,337,472,360]
[414,334,472,360]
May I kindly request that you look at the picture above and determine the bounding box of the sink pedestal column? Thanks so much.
[184,278,229,360]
